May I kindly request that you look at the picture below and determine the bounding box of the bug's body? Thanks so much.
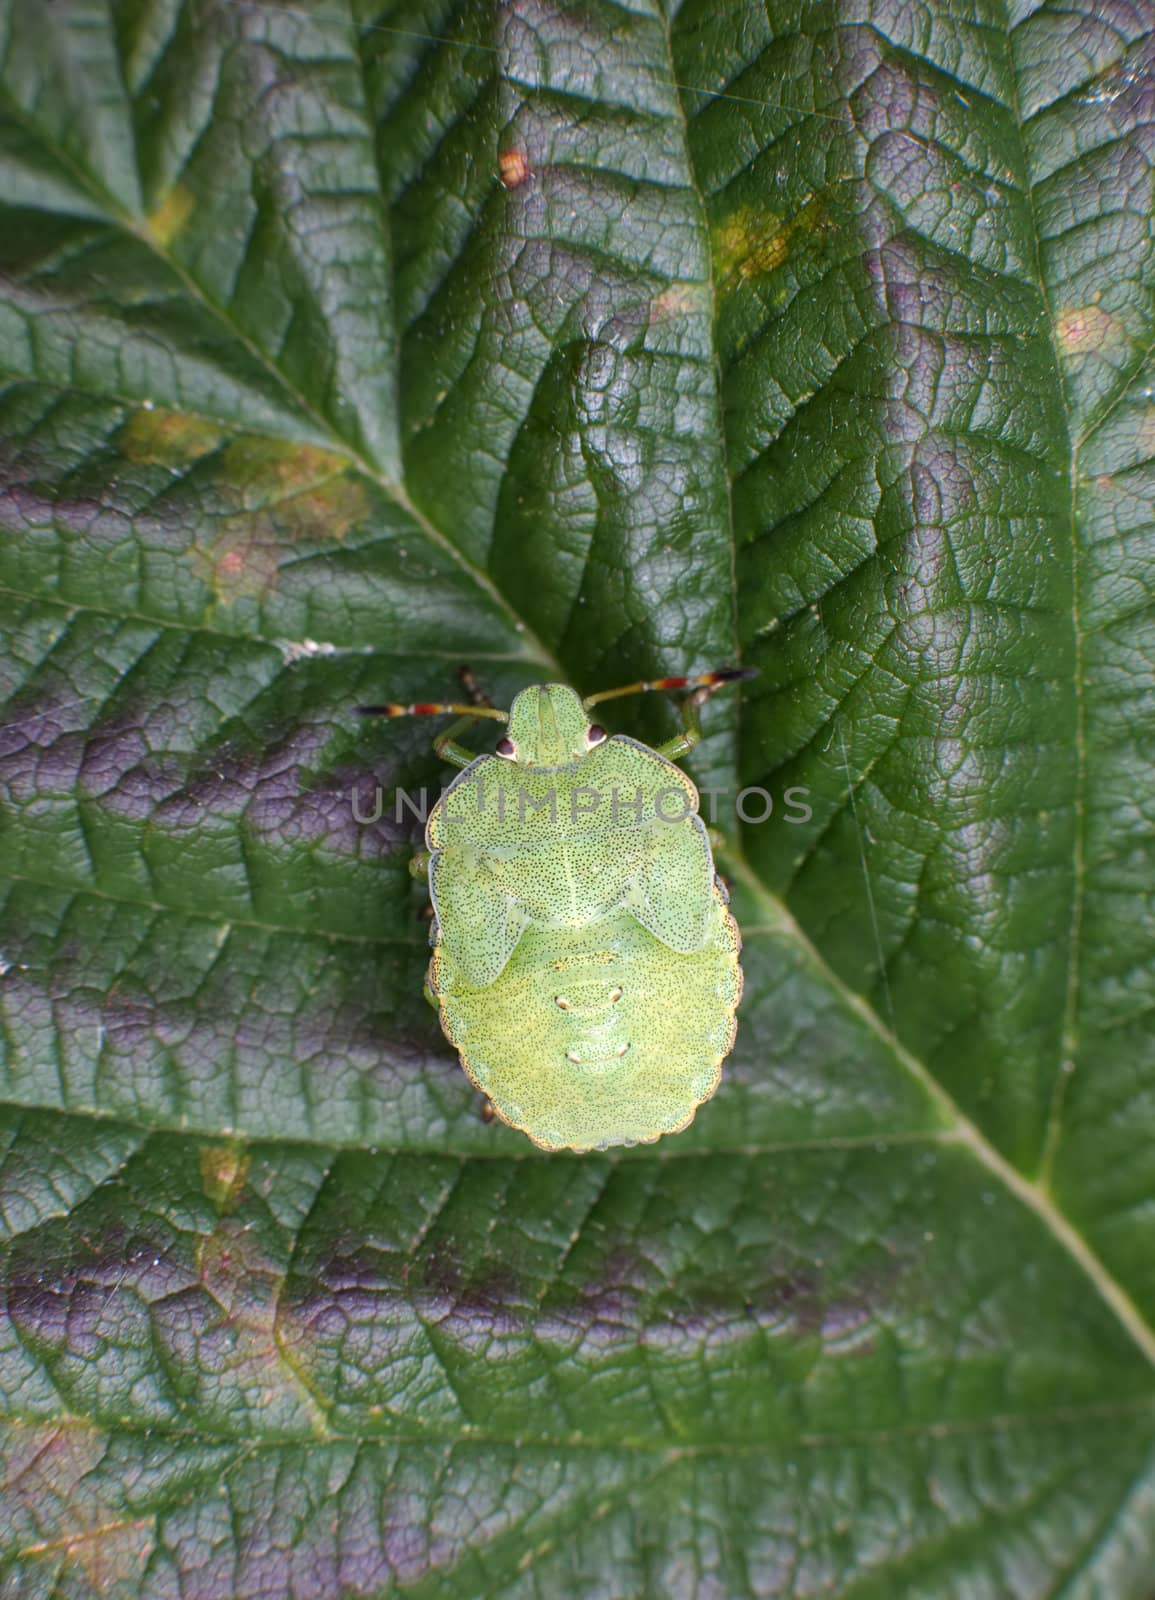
[429,885,742,1151]
[361,672,752,1150]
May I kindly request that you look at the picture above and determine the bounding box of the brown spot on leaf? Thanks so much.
[190,460,367,606]
[211,441,369,544]
[120,407,225,467]
[275,472,369,543]
[1055,304,1123,354]
[499,148,531,188]
[648,283,706,323]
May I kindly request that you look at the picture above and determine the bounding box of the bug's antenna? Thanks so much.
[355,701,508,721]
[583,667,757,711]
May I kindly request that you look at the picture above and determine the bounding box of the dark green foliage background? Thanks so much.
[1,0,1154,1594]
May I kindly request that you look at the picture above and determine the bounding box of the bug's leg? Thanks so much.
[582,666,757,714]
[457,665,495,708]
[654,689,706,761]
[594,670,755,762]
[658,675,751,760]
[584,666,756,759]
[433,715,484,769]
[355,697,507,771]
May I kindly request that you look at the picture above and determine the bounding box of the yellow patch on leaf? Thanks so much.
[714,205,789,280]
[276,472,369,542]
[713,196,828,286]
[146,182,195,246]
[192,465,367,609]
[218,441,369,533]
[199,1141,250,1212]
[222,437,350,496]
[121,407,225,466]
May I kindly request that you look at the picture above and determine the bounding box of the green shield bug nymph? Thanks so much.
[357,669,754,1150]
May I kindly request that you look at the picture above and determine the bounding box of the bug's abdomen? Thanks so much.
[430,885,742,1152]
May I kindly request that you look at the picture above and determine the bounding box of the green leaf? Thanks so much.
[1,0,1154,1593]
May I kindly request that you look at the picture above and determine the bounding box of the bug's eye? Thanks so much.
[586,724,607,746]
[554,995,571,1011]
[609,987,623,1003]
[496,736,517,759]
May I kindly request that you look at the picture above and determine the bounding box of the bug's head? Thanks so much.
[499,684,605,768]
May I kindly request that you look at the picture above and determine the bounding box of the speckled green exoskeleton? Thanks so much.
[358,670,752,1150]
[430,887,742,1151]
